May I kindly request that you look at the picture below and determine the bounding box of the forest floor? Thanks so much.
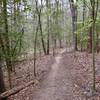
[9,48,100,100]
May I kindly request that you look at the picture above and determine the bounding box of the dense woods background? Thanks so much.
[0,0,100,100]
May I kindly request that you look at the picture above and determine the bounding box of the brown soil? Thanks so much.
[8,48,100,100]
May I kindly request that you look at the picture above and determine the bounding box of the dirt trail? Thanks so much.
[12,47,100,100]
[31,48,76,100]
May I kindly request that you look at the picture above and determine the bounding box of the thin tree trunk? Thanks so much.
[46,0,50,55]
[33,23,39,77]
[35,0,47,55]
[3,0,12,89]
[69,0,78,51]
[96,31,99,52]
[95,0,99,52]
[47,31,50,54]
[88,26,92,53]
[81,0,86,51]
[59,39,62,48]
[38,14,47,55]
[90,0,98,91]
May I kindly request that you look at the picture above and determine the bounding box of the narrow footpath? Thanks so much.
[31,48,84,100]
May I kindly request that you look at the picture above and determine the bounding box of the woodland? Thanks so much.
[0,0,100,100]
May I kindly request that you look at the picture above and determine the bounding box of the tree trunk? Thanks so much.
[90,0,98,91]
[88,26,92,53]
[3,0,12,89]
[96,31,99,52]
[46,0,50,55]
[0,61,6,94]
[38,14,47,55]
[69,0,78,51]
[33,23,39,77]
[81,0,86,51]
[95,0,99,52]
[47,32,50,55]
[59,39,62,48]
[0,79,38,100]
